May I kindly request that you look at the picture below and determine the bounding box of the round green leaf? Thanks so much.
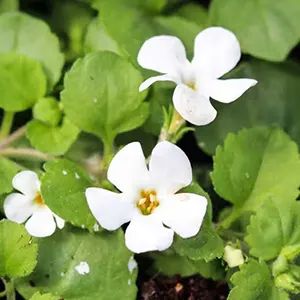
[83,19,121,55]
[209,0,300,61]
[0,157,19,194]
[17,228,137,300]
[26,118,80,155]
[41,159,96,230]
[195,60,300,155]
[61,51,149,145]
[0,53,46,112]
[0,220,38,278]
[211,127,300,214]
[33,97,62,127]
[0,12,64,88]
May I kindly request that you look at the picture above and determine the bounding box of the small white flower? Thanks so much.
[75,261,90,275]
[138,27,258,126]
[4,170,65,238]
[86,141,207,253]
[223,245,244,268]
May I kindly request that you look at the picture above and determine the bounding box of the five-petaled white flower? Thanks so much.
[86,141,207,253]
[4,171,65,237]
[138,27,258,126]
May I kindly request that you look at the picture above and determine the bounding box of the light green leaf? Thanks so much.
[195,60,300,155]
[41,159,96,230]
[26,118,80,155]
[61,51,149,145]
[0,220,38,278]
[83,18,121,55]
[0,53,46,112]
[211,127,300,215]
[152,252,224,280]
[0,157,19,194]
[0,0,18,12]
[172,183,224,261]
[17,228,137,300]
[246,198,300,261]
[30,292,57,300]
[0,12,64,88]
[228,260,289,300]
[176,3,208,26]
[209,0,300,61]
[33,97,62,127]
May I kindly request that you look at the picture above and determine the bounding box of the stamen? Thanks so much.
[137,190,159,215]
[34,192,45,206]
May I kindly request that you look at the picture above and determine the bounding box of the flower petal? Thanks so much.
[138,35,189,76]
[12,170,40,197]
[192,27,241,79]
[161,193,207,238]
[173,84,217,126]
[25,207,56,237]
[4,193,34,223]
[53,213,65,229]
[149,141,192,194]
[202,78,258,103]
[86,188,135,230]
[125,215,174,253]
[107,142,149,192]
[139,74,179,92]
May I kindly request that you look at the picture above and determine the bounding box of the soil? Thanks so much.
[139,275,229,300]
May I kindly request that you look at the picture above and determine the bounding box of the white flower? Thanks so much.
[4,170,65,237]
[223,245,244,268]
[86,141,207,254]
[138,27,258,126]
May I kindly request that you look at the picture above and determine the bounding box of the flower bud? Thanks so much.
[223,245,244,268]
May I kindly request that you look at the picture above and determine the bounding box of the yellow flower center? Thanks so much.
[136,190,159,215]
[34,192,45,206]
[185,82,196,90]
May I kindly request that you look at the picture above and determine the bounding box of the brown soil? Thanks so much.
[139,275,229,300]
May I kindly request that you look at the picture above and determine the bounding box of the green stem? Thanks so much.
[0,289,6,297]
[1,278,15,300]
[102,138,114,169]
[217,209,241,231]
[158,108,186,142]
[0,112,15,140]
[0,147,55,161]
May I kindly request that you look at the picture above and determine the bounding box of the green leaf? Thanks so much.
[61,51,149,145]
[0,157,19,194]
[94,0,202,63]
[176,3,208,26]
[0,0,18,12]
[152,252,224,280]
[41,159,96,230]
[0,53,46,112]
[246,198,300,261]
[83,19,121,55]
[26,118,80,155]
[17,228,137,300]
[30,292,57,300]
[195,59,300,155]
[142,86,172,136]
[228,260,289,300]
[172,183,224,261]
[0,220,38,278]
[51,0,93,60]
[211,127,300,215]
[0,12,64,88]
[33,97,62,127]
[209,0,300,61]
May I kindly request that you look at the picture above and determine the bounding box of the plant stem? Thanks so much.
[217,209,241,231]
[5,280,15,300]
[102,138,114,169]
[0,147,55,161]
[0,126,26,149]
[0,112,15,140]
[158,109,185,142]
